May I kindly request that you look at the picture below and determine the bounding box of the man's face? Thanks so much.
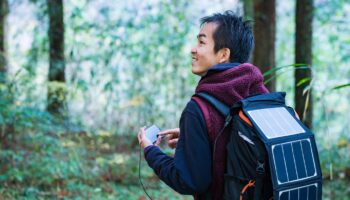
[191,22,221,76]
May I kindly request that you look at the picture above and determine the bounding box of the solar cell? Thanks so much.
[278,183,319,200]
[272,139,317,185]
[247,107,305,139]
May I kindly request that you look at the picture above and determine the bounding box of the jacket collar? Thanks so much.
[204,62,241,77]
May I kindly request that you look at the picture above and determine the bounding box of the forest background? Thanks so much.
[0,0,349,199]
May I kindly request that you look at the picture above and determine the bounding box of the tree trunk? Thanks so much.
[242,0,254,63]
[47,0,66,115]
[0,0,8,83]
[295,0,313,129]
[0,0,14,149]
[253,0,276,92]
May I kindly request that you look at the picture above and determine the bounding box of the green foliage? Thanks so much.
[1,0,350,199]
[323,179,350,200]
[0,125,188,199]
[268,1,350,198]
[263,64,310,84]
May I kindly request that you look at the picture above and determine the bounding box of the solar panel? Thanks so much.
[247,107,305,139]
[271,139,317,185]
[278,183,320,200]
[238,93,322,200]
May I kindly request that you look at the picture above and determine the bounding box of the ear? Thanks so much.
[218,48,230,63]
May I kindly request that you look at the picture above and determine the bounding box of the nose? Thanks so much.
[191,46,197,55]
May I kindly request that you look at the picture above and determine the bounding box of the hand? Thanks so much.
[137,127,153,149]
[156,128,180,149]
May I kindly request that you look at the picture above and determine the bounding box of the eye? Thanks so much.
[199,40,205,45]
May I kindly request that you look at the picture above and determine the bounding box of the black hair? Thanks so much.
[200,11,254,63]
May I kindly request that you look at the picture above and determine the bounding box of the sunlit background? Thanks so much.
[1,0,349,199]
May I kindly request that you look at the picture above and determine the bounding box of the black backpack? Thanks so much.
[196,92,322,200]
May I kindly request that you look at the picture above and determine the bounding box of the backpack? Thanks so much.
[196,92,322,200]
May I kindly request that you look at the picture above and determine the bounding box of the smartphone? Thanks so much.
[145,125,161,144]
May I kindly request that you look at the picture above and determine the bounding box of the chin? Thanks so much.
[191,67,200,75]
[192,65,206,76]
[192,69,205,77]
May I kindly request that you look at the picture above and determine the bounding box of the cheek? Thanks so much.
[197,49,209,60]
[198,50,215,64]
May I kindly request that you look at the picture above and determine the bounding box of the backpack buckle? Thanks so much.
[256,160,265,175]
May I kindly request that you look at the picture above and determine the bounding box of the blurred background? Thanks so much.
[0,0,349,199]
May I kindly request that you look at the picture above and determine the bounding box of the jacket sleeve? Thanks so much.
[144,100,212,194]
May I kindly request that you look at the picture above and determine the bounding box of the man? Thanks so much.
[137,11,268,199]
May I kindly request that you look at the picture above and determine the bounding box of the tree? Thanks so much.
[242,0,254,63]
[0,0,11,148]
[253,0,276,92]
[0,0,8,84]
[295,0,313,128]
[47,0,66,115]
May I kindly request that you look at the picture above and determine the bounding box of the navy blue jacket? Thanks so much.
[145,100,210,194]
[144,63,239,195]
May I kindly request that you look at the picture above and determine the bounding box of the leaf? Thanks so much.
[297,77,312,87]
[263,63,308,77]
[77,79,88,91]
[337,138,348,148]
[331,83,350,90]
[264,71,285,84]
[263,64,312,84]
[103,82,113,92]
[303,84,312,96]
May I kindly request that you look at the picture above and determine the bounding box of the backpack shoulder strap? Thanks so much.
[197,92,269,199]
[195,92,229,117]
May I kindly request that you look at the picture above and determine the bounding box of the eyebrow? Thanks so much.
[197,33,207,39]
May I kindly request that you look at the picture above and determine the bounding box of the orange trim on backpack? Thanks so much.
[239,110,253,127]
[294,110,300,120]
[240,180,255,200]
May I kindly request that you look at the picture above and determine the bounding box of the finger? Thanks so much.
[157,131,171,136]
[169,143,176,149]
[168,139,178,149]
[158,128,179,135]
[158,130,174,136]
[138,132,142,144]
[155,137,162,146]
[138,127,146,144]
[167,134,177,140]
